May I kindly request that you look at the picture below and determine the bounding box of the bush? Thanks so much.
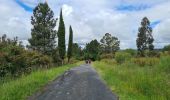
[144,50,160,57]
[100,53,114,59]
[162,44,170,52]
[0,48,53,77]
[124,49,137,57]
[0,34,53,77]
[132,57,159,67]
[101,59,117,65]
[115,52,132,64]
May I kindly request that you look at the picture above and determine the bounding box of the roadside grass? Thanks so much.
[93,56,170,100]
[0,61,83,100]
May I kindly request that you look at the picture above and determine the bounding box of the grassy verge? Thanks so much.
[0,61,83,100]
[92,57,170,100]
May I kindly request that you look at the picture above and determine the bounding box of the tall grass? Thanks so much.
[93,56,170,100]
[0,62,82,100]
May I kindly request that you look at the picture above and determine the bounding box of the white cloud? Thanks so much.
[62,4,73,17]
[0,0,170,49]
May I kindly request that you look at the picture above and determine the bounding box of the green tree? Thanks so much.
[67,26,73,62]
[58,9,66,64]
[136,17,154,56]
[28,2,57,55]
[72,43,83,60]
[162,44,170,51]
[100,33,120,54]
[84,39,101,61]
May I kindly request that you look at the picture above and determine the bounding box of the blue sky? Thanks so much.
[116,4,151,11]
[15,0,33,12]
[0,0,170,49]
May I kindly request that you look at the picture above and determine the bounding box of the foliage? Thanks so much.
[162,44,170,52]
[28,2,57,55]
[93,56,170,100]
[100,33,120,54]
[51,48,62,65]
[0,34,52,77]
[67,26,73,62]
[0,62,82,100]
[144,50,160,57]
[132,57,159,67]
[84,39,101,61]
[124,49,137,57]
[100,53,114,59]
[136,17,154,57]
[101,59,117,65]
[72,43,83,60]
[58,9,66,62]
[115,52,132,64]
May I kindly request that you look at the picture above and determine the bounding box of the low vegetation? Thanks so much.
[93,55,170,100]
[0,62,82,100]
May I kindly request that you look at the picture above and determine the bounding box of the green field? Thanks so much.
[93,56,170,100]
[0,62,82,100]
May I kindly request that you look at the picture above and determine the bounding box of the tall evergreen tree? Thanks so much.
[58,9,66,64]
[136,17,154,56]
[67,26,73,62]
[28,2,57,55]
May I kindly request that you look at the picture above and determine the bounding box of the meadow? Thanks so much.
[93,55,170,100]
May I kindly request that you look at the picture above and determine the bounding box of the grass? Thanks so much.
[0,61,83,100]
[93,56,170,100]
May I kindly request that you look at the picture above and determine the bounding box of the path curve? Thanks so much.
[28,64,118,100]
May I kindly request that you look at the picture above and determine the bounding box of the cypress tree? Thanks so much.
[28,2,57,55]
[58,9,66,64]
[67,26,73,62]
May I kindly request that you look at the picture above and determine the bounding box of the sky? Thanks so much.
[0,0,170,49]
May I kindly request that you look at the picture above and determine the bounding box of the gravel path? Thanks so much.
[28,64,118,100]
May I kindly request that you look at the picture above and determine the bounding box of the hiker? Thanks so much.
[89,59,91,64]
[85,60,88,64]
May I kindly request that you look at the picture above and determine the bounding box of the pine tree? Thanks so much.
[28,2,57,55]
[67,26,73,63]
[58,9,66,64]
[136,17,154,56]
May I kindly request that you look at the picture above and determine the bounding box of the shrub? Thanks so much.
[37,55,52,68]
[132,57,159,67]
[162,44,170,52]
[124,49,137,57]
[115,52,132,64]
[144,50,160,57]
[0,48,53,77]
[100,53,114,59]
[161,51,170,56]
[101,59,117,65]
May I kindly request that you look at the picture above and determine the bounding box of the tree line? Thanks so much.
[1,2,169,77]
